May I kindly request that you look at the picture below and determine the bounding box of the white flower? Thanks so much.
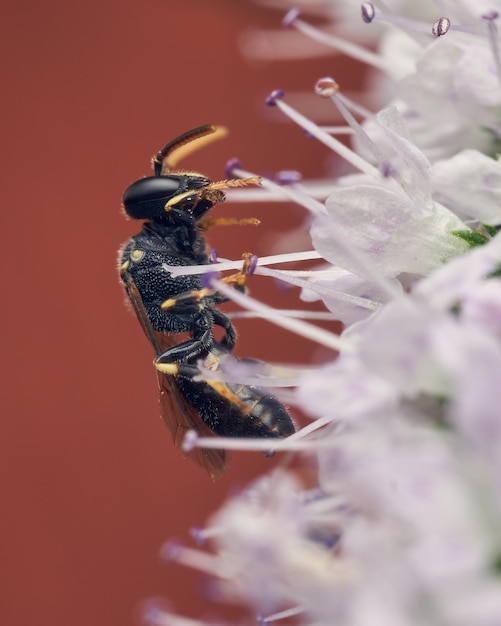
[397,38,501,159]
[432,150,501,225]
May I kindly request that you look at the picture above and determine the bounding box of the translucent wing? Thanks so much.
[121,269,227,479]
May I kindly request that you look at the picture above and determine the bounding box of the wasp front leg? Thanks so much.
[223,252,256,289]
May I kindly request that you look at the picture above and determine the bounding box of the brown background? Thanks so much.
[1,1,356,624]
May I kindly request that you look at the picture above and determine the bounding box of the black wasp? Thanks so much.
[119,125,295,478]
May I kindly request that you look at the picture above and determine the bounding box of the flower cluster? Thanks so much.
[147,1,501,624]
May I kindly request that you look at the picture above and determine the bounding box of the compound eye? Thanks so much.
[123,176,182,219]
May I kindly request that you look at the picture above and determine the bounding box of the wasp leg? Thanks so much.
[157,312,214,363]
[160,252,254,314]
[222,252,254,289]
[212,309,237,350]
[160,288,213,312]
[154,361,250,414]
[155,335,210,364]
[161,253,254,312]
[212,252,255,306]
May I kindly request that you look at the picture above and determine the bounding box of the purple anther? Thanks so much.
[380,160,393,178]
[265,89,285,106]
[201,270,218,290]
[159,539,183,561]
[482,10,499,20]
[282,7,300,28]
[190,526,207,546]
[361,2,375,23]
[275,169,302,184]
[432,16,450,36]
[225,157,241,178]
[249,255,258,276]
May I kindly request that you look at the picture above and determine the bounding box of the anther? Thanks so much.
[275,170,302,184]
[482,11,499,21]
[182,430,199,452]
[160,539,183,561]
[361,3,375,24]
[432,17,450,37]
[249,255,258,276]
[282,7,300,28]
[225,158,241,178]
[201,269,219,290]
[265,89,285,106]
[190,527,207,546]
[314,77,339,98]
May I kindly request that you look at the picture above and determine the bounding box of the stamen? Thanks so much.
[182,429,199,452]
[212,279,351,352]
[483,12,501,90]
[189,526,207,546]
[225,160,335,201]
[163,251,323,277]
[335,93,374,119]
[183,418,342,458]
[436,17,494,37]
[319,125,355,135]
[230,159,329,215]
[282,8,390,72]
[265,88,285,106]
[160,541,229,578]
[274,170,302,184]
[182,428,338,454]
[189,523,223,544]
[314,77,390,170]
[143,605,205,626]
[228,310,339,321]
[256,265,382,312]
[365,5,438,37]
[265,90,380,179]
[282,7,300,28]
[224,157,241,179]
[261,605,306,623]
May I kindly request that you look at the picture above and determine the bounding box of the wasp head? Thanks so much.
[122,173,219,222]
[122,125,260,224]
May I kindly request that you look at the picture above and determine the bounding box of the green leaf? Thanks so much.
[451,229,490,248]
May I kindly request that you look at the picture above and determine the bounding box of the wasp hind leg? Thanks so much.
[155,354,250,415]
[213,309,237,350]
